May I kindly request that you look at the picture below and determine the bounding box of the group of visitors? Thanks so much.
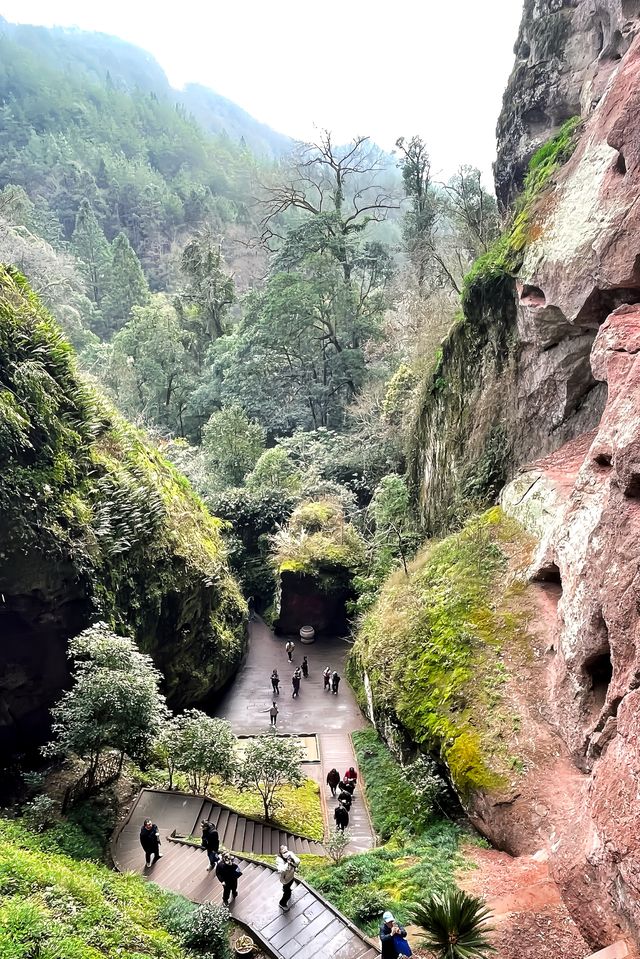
[265,642,343,728]
[326,765,358,831]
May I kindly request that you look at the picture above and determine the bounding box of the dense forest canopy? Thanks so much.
[0,16,499,608]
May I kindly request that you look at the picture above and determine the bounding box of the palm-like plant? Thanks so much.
[413,888,495,958]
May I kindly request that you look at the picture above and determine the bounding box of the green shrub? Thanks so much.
[179,901,229,955]
[348,884,387,922]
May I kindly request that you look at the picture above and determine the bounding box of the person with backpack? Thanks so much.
[340,778,355,796]
[323,666,331,691]
[139,818,162,867]
[301,655,309,678]
[331,671,341,694]
[275,844,300,911]
[269,701,279,727]
[201,820,220,871]
[326,768,340,796]
[285,640,295,662]
[271,669,280,695]
[215,852,241,905]
[334,803,349,831]
[292,671,301,698]
[380,910,411,957]
[338,790,352,811]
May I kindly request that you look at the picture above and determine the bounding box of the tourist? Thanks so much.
[269,701,279,727]
[380,910,410,958]
[271,669,280,695]
[301,655,309,678]
[326,768,340,796]
[340,779,355,796]
[338,790,352,810]
[323,666,331,691]
[276,843,300,911]
[201,820,219,871]
[334,804,349,831]
[139,818,162,867]
[216,852,241,905]
[285,640,295,662]
[344,766,358,786]
[292,671,301,698]
[331,670,341,694]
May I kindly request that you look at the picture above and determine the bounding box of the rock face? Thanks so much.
[0,268,247,757]
[495,0,640,208]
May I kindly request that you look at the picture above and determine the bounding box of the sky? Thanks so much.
[1,0,523,185]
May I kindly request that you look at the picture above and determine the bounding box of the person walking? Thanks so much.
[201,820,219,871]
[301,655,309,678]
[292,671,301,698]
[276,843,300,911]
[285,640,295,662]
[271,669,280,695]
[340,778,355,797]
[269,701,279,727]
[139,818,162,867]
[215,852,241,905]
[331,670,341,694]
[344,766,358,786]
[326,768,340,797]
[338,790,352,811]
[380,910,410,958]
[334,804,349,831]
[323,666,331,691]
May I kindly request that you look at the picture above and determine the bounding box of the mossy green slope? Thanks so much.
[0,818,188,959]
[0,265,246,734]
[350,508,533,798]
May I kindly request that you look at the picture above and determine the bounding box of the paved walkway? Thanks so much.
[113,793,379,959]
[215,618,376,851]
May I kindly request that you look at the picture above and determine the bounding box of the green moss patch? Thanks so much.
[351,508,535,797]
[462,117,582,308]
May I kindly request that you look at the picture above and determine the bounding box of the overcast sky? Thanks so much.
[1,0,523,185]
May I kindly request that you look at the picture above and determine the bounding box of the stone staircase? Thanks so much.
[113,789,380,959]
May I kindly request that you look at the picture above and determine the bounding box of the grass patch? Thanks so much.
[350,508,534,796]
[0,817,199,958]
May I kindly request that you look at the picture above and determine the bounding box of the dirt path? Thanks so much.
[215,618,376,851]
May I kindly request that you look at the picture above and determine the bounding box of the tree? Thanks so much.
[201,405,265,487]
[44,623,168,776]
[443,166,499,260]
[177,229,235,362]
[71,198,113,306]
[102,231,149,336]
[234,735,304,821]
[371,474,420,576]
[245,448,302,494]
[413,889,495,959]
[324,827,351,863]
[161,710,236,795]
[108,295,195,436]
[396,135,437,289]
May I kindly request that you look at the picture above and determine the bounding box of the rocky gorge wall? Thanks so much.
[0,268,247,757]
[391,1,640,951]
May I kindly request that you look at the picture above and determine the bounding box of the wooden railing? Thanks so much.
[62,753,122,811]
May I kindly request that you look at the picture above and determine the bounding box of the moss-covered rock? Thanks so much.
[349,508,535,799]
[0,266,246,754]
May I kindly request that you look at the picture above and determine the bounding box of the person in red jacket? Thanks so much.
[344,766,358,786]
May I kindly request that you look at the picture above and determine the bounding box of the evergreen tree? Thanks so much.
[71,198,113,307]
[103,232,149,336]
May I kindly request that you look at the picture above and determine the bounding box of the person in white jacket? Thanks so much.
[276,844,300,911]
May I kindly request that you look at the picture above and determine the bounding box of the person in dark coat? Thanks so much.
[301,655,309,678]
[326,768,340,796]
[334,804,349,831]
[339,779,355,796]
[216,852,240,904]
[338,790,352,810]
[323,666,331,691]
[292,671,301,698]
[271,669,280,695]
[140,818,162,866]
[201,820,219,871]
[331,671,341,694]
[380,910,408,959]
